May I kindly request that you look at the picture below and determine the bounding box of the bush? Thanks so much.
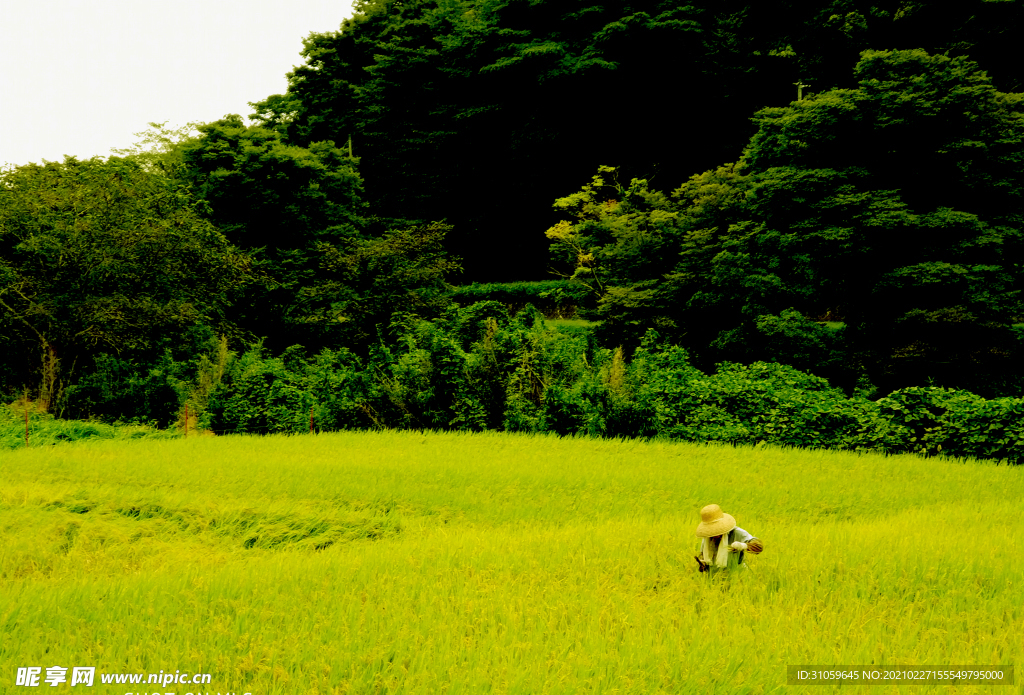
[943,396,1024,464]
[207,344,370,434]
[875,387,1024,463]
[61,352,189,428]
[450,281,593,318]
[632,341,870,448]
[47,302,1020,465]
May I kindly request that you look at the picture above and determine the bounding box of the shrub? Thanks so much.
[207,344,370,434]
[61,352,189,428]
[60,303,1021,466]
[450,281,592,318]
[874,387,1024,463]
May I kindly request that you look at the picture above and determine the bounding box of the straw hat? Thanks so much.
[695,504,736,537]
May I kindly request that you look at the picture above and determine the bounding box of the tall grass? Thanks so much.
[2,431,1021,694]
[1,401,177,450]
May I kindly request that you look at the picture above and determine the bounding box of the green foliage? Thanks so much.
[545,163,756,354]
[53,334,235,429]
[631,338,862,449]
[548,50,1024,396]
[207,343,370,435]
[77,301,1020,463]
[449,280,591,318]
[619,335,1022,462]
[116,117,459,356]
[250,0,1024,280]
[736,50,1024,395]
[174,115,367,350]
[108,120,204,178]
[365,319,488,431]
[186,335,230,422]
[0,156,250,408]
[712,308,860,392]
[243,0,767,278]
[311,221,463,352]
[546,165,687,294]
[1,402,176,450]
[362,303,567,432]
[875,387,1024,463]
[179,115,365,254]
[61,353,189,429]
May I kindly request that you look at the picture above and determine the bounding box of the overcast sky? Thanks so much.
[1,0,356,168]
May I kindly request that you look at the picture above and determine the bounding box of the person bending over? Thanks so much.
[694,504,763,573]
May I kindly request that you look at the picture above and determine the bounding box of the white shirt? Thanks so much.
[700,527,755,569]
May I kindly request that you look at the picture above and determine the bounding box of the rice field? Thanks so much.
[2,430,1021,694]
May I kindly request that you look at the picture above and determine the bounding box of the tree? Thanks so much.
[731,49,1024,395]
[310,221,463,352]
[545,163,754,357]
[109,120,203,177]
[179,115,365,253]
[247,0,786,280]
[550,50,1024,396]
[248,0,1024,281]
[175,115,367,350]
[0,156,250,408]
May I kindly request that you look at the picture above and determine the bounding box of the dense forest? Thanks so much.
[2,0,1023,460]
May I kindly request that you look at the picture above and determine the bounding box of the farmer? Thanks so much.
[694,503,763,573]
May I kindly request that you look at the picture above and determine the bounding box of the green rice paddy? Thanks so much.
[2,430,1021,694]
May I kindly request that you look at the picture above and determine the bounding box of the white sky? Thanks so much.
[1,0,356,168]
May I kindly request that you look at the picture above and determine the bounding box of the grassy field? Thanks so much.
[2,430,1021,694]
